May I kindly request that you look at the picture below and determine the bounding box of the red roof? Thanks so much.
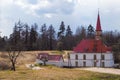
[48,55,63,61]
[96,12,102,31]
[37,53,63,61]
[73,39,112,53]
[37,53,49,59]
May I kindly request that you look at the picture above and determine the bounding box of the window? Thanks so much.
[102,62,105,67]
[83,55,86,60]
[83,61,86,67]
[75,61,78,67]
[75,54,78,60]
[94,62,96,67]
[101,55,105,60]
[94,55,96,60]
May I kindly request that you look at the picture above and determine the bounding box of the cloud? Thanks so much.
[0,0,120,37]
[0,16,13,37]
[0,0,14,7]
[13,0,77,18]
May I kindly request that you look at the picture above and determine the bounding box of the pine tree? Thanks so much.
[57,21,65,51]
[66,25,72,37]
[87,24,94,39]
[48,25,55,50]
[65,25,73,50]
[29,23,38,50]
[58,21,65,39]
[40,24,49,50]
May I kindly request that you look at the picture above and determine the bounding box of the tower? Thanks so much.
[95,11,102,40]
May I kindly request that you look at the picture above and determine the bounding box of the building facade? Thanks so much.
[69,52,114,67]
[69,12,114,67]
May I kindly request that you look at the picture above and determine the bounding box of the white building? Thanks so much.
[36,53,64,67]
[68,12,114,68]
[69,52,114,67]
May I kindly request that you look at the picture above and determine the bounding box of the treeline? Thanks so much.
[0,21,120,51]
[0,21,120,63]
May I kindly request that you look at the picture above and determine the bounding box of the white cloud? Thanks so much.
[0,0,14,7]
[13,0,76,18]
[0,16,13,37]
[0,0,120,37]
[44,13,53,18]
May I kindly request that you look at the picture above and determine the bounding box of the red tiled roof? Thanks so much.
[96,12,102,31]
[37,53,49,59]
[48,55,63,61]
[73,39,112,53]
[37,53,63,61]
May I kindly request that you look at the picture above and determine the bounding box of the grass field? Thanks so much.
[0,51,120,80]
[0,65,120,80]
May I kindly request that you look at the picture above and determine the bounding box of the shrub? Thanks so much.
[0,61,10,70]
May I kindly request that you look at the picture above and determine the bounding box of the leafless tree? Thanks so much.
[6,43,22,71]
[7,50,21,71]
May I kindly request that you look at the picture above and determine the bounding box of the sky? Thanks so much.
[0,0,120,37]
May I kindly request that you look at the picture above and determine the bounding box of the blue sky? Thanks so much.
[0,0,120,37]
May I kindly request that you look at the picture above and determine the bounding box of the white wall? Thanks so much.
[36,58,64,67]
[69,53,114,67]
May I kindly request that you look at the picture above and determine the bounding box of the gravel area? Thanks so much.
[81,67,120,75]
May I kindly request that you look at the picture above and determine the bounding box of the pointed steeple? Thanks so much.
[96,11,102,31]
[95,11,102,40]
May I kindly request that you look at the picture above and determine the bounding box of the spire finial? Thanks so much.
[96,11,101,31]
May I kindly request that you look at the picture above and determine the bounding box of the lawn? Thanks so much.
[0,65,120,80]
[0,51,120,80]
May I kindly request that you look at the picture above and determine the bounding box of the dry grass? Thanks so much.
[0,51,120,80]
[0,51,71,65]
[0,65,120,80]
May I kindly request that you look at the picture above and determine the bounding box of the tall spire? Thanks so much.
[96,11,102,31]
[95,11,102,40]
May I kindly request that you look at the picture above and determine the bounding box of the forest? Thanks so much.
[0,21,120,63]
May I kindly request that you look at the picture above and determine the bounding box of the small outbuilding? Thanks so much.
[36,53,64,67]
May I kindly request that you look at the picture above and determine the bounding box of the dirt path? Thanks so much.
[80,68,120,75]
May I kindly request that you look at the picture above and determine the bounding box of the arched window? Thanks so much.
[83,54,86,60]
[101,55,104,60]
[75,54,78,60]
[94,55,96,60]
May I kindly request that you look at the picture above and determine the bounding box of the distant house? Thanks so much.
[36,53,64,67]
[68,12,114,68]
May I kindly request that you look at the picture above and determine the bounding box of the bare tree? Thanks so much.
[7,50,21,71]
[6,43,22,71]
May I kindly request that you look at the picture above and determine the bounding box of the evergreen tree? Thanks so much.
[87,24,94,39]
[65,25,74,50]
[40,24,49,50]
[66,25,72,37]
[9,21,23,45]
[48,25,55,50]
[24,24,30,45]
[57,21,65,38]
[29,23,38,50]
[57,21,65,51]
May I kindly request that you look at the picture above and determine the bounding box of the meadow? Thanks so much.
[0,51,120,80]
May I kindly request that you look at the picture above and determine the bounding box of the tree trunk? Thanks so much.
[11,61,16,71]
[43,61,46,66]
